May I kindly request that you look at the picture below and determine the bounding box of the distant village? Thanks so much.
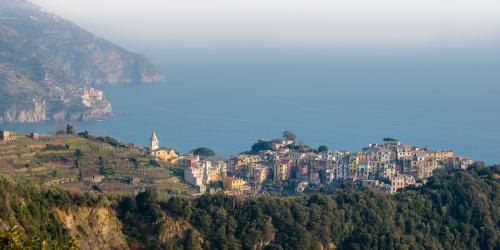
[145,130,474,195]
[0,129,474,196]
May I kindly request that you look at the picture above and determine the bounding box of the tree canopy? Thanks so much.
[250,141,272,154]
[383,137,399,142]
[318,145,328,152]
[118,165,500,249]
[282,130,297,140]
[192,147,216,158]
[1,165,499,249]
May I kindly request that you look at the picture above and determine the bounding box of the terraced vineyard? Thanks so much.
[0,134,193,195]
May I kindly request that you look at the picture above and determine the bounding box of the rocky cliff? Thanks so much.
[0,82,112,123]
[0,0,164,123]
[56,207,129,250]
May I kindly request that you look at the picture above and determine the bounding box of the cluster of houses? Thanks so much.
[148,132,474,195]
[182,155,229,193]
[0,130,43,141]
[40,73,105,107]
[147,132,229,193]
[0,129,478,195]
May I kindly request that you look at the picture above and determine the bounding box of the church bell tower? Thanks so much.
[150,132,159,151]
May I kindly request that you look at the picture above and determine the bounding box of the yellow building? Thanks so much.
[151,148,179,164]
[222,176,244,191]
[433,151,454,161]
[273,161,289,181]
[149,131,179,164]
[349,157,358,174]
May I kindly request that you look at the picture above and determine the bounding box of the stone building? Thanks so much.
[0,130,15,141]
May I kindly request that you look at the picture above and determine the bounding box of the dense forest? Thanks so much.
[0,174,104,249]
[1,164,499,249]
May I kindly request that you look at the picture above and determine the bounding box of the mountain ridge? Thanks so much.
[0,0,164,123]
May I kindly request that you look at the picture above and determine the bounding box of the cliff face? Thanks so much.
[0,0,164,86]
[0,97,47,124]
[0,0,164,123]
[56,207,129,250]
[0,88,113,124]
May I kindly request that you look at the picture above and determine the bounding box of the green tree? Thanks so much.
[0,226,47,250]
[66,124,76,135]
[282,130,297,140]
[78,130,90,138]
[318,145,328,152]
[192,147,215,158]
[383,137,398,142]
[74,149,83,158]
[251,141,272,154]
[184,229,203,250]
[165,196,192,219]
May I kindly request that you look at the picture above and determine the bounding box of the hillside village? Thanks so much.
[0,128,474,196]
[177,132,474,195]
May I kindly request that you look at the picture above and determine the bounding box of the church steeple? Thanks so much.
[150,132,159,151]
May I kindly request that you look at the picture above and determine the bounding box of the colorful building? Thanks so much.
[151,148,179,164]
[273,160,290,181]
[222,176,244,191]
[148,131,179,164]
[390,175,416,193]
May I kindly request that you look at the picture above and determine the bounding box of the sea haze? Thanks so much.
[4,45,500,163]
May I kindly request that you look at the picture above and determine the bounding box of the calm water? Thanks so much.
[3,46,500,163]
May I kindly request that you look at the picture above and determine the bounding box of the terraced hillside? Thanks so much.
[0,133,192,195]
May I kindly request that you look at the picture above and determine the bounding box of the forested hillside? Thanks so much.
[1,165,498,249]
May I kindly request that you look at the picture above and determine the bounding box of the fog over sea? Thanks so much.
[4,45,500,163]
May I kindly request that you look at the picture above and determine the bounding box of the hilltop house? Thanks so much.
[30,133,40,140]
[271,138,295,150]
[0,130,15,141]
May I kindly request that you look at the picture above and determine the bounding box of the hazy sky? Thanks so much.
[31,0,500,48]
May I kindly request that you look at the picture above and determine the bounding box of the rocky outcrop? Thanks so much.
[56,207,129,250]
[0,98,47,123]
[159,216,194,243]
[0,86,112,124]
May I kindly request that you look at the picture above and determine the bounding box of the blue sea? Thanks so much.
[3,45,500,163]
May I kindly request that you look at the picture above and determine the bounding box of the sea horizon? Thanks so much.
[2,45,499,164]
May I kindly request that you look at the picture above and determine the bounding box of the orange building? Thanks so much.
[222,177,244,191]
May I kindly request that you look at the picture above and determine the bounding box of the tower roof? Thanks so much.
[150,132,158,142]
